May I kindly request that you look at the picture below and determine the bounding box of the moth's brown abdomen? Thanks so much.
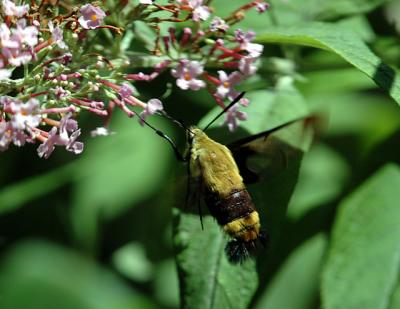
[204,188,261,244]
[204,189,255,225]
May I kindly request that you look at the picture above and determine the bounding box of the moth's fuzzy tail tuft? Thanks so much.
[225,231,268,264]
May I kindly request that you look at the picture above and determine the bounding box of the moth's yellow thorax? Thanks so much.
[189,127,244,197]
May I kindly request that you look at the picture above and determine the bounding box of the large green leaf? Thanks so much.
[335,15,375,42]
[321,164,400,309]
[257,22,400,106]
[254,234,327,309]
[0,240,155,309]
[174,84,313,309]
[174,212,259,309]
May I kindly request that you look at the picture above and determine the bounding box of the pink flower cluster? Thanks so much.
[0,97,83,157]
[127,0,268,131]
[0,1,110,157]
[0,0,269,158]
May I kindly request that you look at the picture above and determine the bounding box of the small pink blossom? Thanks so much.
[13,20,38,47]
[235,29,263,57]
[59,113,78,135]
[178,0,210,21]
[37,126,58,158]
[0,121,27,151]
[239,56,258,76]
[210,17,229,32]
[224,104,247,132]
[48,21,67,49]
[10,98,41,130]
[37,114,84,158]
[53,86,69,99]
[215,70,242,99]
[2,0,29,17]
[78,4,106,29]
[3,48,32,66]
[139,0,153,4]
[255,2,269,13]
[0,23,19,49]
[119,83,133,98]
[171,60,206,91]
[139,99,163,125]
[190,0,210,21]
[0,22,38,66]
[65,129,84,154]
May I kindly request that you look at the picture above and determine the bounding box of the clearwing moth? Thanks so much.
[137,93,312,263]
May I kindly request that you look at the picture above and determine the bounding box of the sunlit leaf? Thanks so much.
[321,164,400,309]
[257,22,400,106]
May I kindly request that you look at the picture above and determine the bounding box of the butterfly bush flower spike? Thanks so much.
[0,0,269,158]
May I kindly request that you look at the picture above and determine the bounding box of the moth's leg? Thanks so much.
[197,177,204,231]
[184,149,200,208]
[184,151,205,230]
[184,155,192,210]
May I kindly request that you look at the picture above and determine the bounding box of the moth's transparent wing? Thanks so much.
[228,117,315,184]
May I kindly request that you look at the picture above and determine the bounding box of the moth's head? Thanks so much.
[225,231,268,264]
[187,126,205,144]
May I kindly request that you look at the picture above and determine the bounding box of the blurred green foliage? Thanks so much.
[2,0,400,308]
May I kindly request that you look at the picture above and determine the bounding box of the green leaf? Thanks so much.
[307,0,389,19]
[319,93,400,152]
[389,283,400,309]
[257,22,400,106]
[174,85,313,308]
[254,234,327,309]
[70,113,174,252]
[321,164,400,309]
[297,68,375,97]
[111,242,154,282]
[0,240,156,309]
[335,15,376,42]
[153,259,180,308]
[174,211,259,309]
[287,144,350,220]
[213,0,387,30]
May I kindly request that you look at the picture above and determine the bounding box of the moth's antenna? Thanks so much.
[157,110,193,134]
[133,110,186,162]
[203,92,246,132]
